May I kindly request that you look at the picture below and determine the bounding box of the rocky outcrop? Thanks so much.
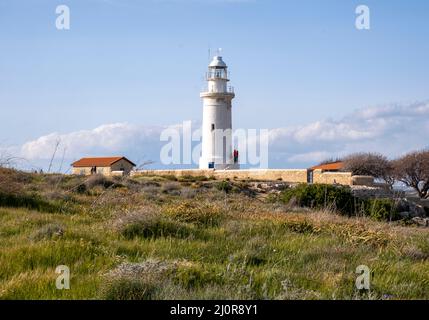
[351,185,403,199]
[411,217,429,227]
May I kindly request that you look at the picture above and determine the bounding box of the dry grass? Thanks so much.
[163,200,226,226]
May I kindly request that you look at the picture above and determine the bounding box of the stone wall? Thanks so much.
[351,175,375,186]
[110,159,135,176]
[312,169,352,185]
[132,169,308,183]
[71,166,110,175]
[131,169,215,178]
[131,169,367,186]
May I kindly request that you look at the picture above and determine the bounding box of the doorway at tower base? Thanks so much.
[199,158,240,170]
[199,149,241,170]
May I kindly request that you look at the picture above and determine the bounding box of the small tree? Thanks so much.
[393,150,429,199]
[318,157,343,166]
[342,152,395,188]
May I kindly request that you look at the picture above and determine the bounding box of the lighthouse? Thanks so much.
[199,56,238,170]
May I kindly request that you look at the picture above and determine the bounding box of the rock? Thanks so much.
[249,181,289,194]
[397,199,427,218]
[409,202,426,218]
[411,217,429,227]
[351,186,401,199]
[399,211,411,219]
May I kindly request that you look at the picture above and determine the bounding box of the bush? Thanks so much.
[30,223,65,241]
[102,260,195,300]
[161,182,181,195]
[231,237,271,266]
[180,188,197,199]
[280,218,317,234]
[0,168,33,184]
[359,198,400,221]
[280,184,354,215]
[164,201,225,227]
[173,264,218,289]
[279,184,401,221]
[75,184,87,194]
[116,212,195,239]
[177,175,209,183]
[101,276,160,300]
[163,175,178,181]
[0,192,65,213]
[215,180,232,193]
[85,174,115,189]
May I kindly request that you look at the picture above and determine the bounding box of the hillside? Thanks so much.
[0,168,428,299]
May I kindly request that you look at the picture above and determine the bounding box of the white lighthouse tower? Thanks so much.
[199,55,238,170]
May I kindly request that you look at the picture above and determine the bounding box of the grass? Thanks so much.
[0,169,428,299]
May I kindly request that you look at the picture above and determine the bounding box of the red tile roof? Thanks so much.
[71,157,136,167]
[310,161,344,171]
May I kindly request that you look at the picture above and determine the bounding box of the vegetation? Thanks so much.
[279,184,355,216]
[215,180,233,193]
[393,150,429,199]
[278,184,401,221]
[342,152,395,188]
[0,168,428,300]
[342,150,429,197]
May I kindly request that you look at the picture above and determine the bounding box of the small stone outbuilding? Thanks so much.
[71,157,136,176]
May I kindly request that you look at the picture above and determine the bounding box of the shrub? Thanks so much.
[180,188,197,199]
[178,175,209,183]
[280,184,354,215]
[280,218,317,234]
[85,174,114,189]
[116,212,194,239]
[30,223,65,241]
[161,182,181,195]
[0,168,27,195]
[279,184,401,221]
[141,185,159,199]
[76,183,87,194]
[173,264,218,289]
[120,178,141,191]
[102,260,181,299]
[215,180,232,193]
[163,175,178,181]
[359,198,400,221]
[44,174,63,185]
[0,168,33,184]
[231,237,271,266]
[164,201,225,227]
[0,192,65,213]
[44,191,75,203]
[101,276,161,300]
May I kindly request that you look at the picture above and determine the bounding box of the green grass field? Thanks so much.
[0,169,428,299]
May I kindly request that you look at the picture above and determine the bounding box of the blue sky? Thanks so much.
[0,0,428,170]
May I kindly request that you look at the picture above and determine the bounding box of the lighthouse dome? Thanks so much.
[209,56,227,68]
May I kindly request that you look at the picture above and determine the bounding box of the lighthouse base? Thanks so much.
[199,157,240,170]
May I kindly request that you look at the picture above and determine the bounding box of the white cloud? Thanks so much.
[17,123,169,171]
[12,101,429,171]
[21,123,164,160]
[268,101,429,167]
